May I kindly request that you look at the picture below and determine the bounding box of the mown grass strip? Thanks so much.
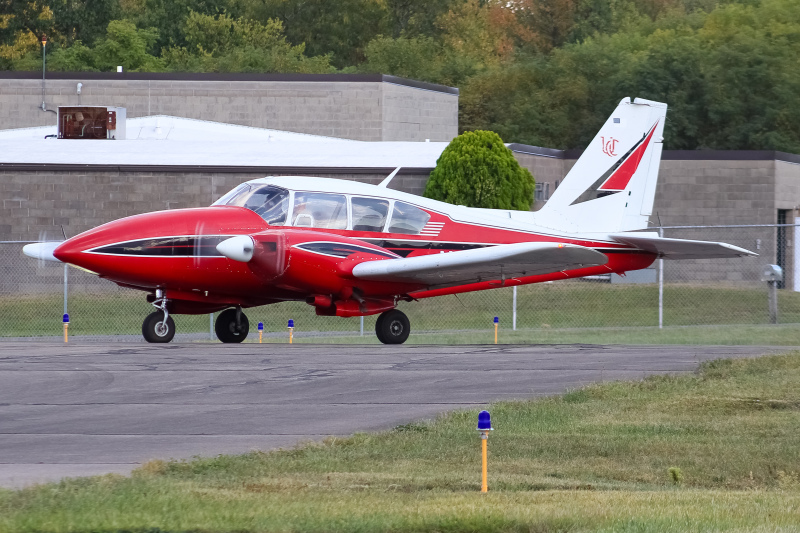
[5,282,800,338]
[1,352,799,532]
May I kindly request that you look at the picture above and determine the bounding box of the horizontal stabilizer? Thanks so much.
[352,242,608,289]
[610,233,757,259]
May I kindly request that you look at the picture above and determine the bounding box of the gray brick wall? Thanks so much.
[0,76,458,142]
[381,83,458,142]
[0,170,431,242]
[512,153,565,210]
[654,160,776,226]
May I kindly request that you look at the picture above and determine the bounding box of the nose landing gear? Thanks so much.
[142,295,175,343]
[215,307,249,343]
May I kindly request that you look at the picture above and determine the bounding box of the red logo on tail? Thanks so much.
[601,136,618,157]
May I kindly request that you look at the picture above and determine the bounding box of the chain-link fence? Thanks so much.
[2,225,798,345]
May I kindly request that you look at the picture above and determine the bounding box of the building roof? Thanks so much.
[0,115,449,170]
[0,115,356,143]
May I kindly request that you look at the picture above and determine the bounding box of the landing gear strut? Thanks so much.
[375,309,410,344]
[142,294,175,343]
[215,307,249,343]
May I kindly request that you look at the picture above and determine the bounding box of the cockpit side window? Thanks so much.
[213,183,251,207]
[292,192,347,229]
[214,184,289,226]
[387,202,430,234]
[351,197,389,232]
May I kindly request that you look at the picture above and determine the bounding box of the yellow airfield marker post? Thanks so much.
[477,410,493,492]
[493,316,499,344]
[258,322,263,343]
[288,319,294,343]
[62,313,69,343]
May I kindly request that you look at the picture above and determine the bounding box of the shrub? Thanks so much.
[424,130,535,210]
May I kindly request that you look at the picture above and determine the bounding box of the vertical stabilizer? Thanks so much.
[534,98,667,234]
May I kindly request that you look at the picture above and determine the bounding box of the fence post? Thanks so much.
[360,316,364,336]
[209,313,214,341]
[512,286,517,331]
[658,227,664,329]
[63,263,68,317]
[768,280,778,324]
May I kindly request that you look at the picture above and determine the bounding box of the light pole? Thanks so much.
[41,34,47,111]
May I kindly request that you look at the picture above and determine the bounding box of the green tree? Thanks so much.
[93,19,163,71]
[231,0,388,68]
[384,0,460,38]
[424,130,535,210]
[124,0,238,54]
[48,0,121,45]
[162,11,331,73]
[362,35,442,81]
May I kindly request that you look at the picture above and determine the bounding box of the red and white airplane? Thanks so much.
[24,97,755,344]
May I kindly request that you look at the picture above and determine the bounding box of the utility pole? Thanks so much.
[41,34,47,111]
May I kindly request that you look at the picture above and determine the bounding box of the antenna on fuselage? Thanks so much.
[377,167,401,188]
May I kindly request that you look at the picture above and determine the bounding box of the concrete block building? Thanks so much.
[0,72,458,141]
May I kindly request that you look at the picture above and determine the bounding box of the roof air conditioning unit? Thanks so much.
[57,106,126,140]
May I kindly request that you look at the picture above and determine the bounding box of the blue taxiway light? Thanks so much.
[258,322,264,331]
[288,319,295,328]
[62,313,70,324]
[493,316,499,324]
[477,410,493,431]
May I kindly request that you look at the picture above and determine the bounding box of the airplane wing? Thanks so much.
[352,242,608,288]
[610,233,757,259]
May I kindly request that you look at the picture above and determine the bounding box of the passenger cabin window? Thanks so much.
[214,184,289,226]
[351,197,389,232]
[292,192,347,229]
[388,202,430,234]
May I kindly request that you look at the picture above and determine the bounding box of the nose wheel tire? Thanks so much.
[215,308,249,343]
[375,309,410,344]
[142,311,176,343]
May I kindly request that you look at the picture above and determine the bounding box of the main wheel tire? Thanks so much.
[215,308,249,343]
[375,309,410,345]
[142,311,176,343]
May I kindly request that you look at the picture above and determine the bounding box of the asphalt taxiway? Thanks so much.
[0,342,789,488]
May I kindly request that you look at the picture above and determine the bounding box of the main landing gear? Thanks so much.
[375,309,410,344]
[215,307,250,343]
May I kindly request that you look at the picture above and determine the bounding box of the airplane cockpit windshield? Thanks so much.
[213,184,289,226]
[214,183,433,234]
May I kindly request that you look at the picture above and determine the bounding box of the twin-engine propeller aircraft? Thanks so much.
[24,98,755,344]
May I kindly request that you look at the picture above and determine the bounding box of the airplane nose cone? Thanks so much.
[23,242,62,262]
